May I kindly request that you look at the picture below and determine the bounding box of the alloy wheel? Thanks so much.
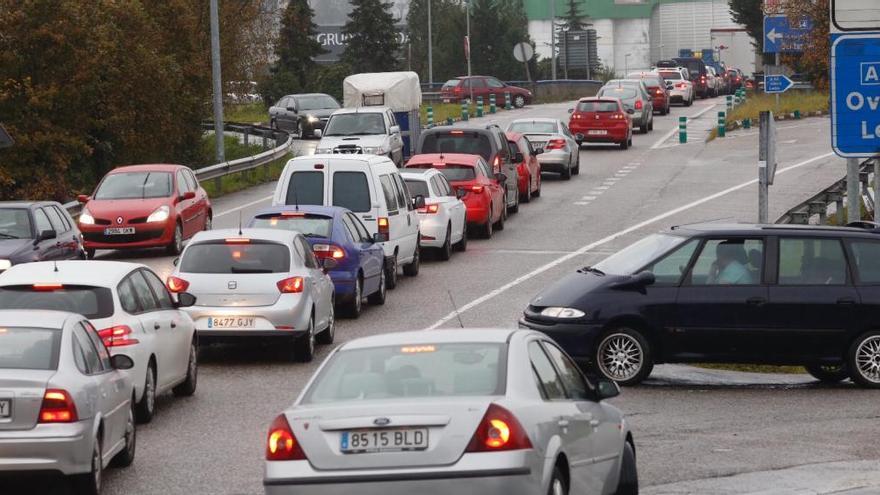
[855,336,880,383]
[551,477,566,495]
[597,333,644,381]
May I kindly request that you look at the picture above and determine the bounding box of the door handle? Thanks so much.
[746,297,766,306]
[837,297,856,305]
[170,321,177,329]
[557,419,569,428]
[154,322,161,330]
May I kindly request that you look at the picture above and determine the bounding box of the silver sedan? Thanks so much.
[0,309,136,494]
[507,118,580,178]
[262,328,637,495]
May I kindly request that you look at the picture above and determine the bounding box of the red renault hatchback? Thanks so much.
[568,97,633,150]
[405,153,506,238]
[77,164,212,257]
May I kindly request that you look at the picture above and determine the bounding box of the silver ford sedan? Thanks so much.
[262,328,638,495]
[506,118,580,179]
[0,309,136,494]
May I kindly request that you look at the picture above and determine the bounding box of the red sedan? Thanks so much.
[569,97,633,150]
[505,132,541,203]
[440,76,532,108]
[77,164,212,257]
[405,153,506,238]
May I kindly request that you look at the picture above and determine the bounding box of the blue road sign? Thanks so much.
[764,75,794,93]
[763,15,813,53]
[831,32,880,158]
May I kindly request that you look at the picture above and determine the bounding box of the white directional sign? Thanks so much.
[831,0,880,33]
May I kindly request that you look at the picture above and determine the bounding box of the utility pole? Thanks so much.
[427,0,433,85]
[465,0,473,102]
[550,0,557,80]
[210,0,225,162]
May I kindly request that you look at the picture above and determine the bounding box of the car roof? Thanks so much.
[0,201,62,209]
[422,126,495,136]
[668,222,880,238]
[400,168,441,179]
[252,205,345,218]
[190,228,298,243]
[109,164,184,173]
[288,93,333,98]
[579,96,622,102]
[331,106,390,115]
[510,117,560,124]
[0,260,144,287]
[0,309,79,329]
[292,154,391,166]
[407,153,482,165]
[340,328,517,350]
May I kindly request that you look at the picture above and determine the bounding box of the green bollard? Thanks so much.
[717,111,726,138]
[794,109,801,119]
[489,94,497,114]
[426,105,434,127]
[679,116,687,143]
[477,96,484,118]
[743,118,751,129]
[726,95,733,110]
[461,99,469,121]
[446,117,453,125]
[505,92,512,110]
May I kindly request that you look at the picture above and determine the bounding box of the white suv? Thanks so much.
[315,106,405,167]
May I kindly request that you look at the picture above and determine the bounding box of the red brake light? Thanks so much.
[313,243,345,260]
[377,217,390,235]
[466,404,532,452]
[471,185,484,193]
[266,414,307,461]
[655,88,664,95]
[32,283,63,291]
[166,276,189,293]
[545,139,566,150]
[418,203,440,214]
[39,389,78,423]
[225,238,250,244]
[277,277,304,293]
[280,211,305,217]
[450,130,464,135]
[97,325,139,348]
[634,100,643,110]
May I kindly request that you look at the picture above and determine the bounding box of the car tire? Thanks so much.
[110,404,136,468]
[439,224,453,261]
[614,441,639,495]
[593,327,654,386]
[385,256,398,290]
[533,175,542,197]
[73,435,102,495]
[172,340,198,397]
[847,330,880,388]
[648,118,654,131]
[367,268,387,305]
[483,208,494,239]
[639,122,648,134]
[804,363,848,384]
[297,120,305,138]
[204,213,212,232]
[403,242,420,276]
[85,248,96,260]
[270,119,277,130]
[294,314,315,363]
[548,465,568,495]
[522,179,531,203]
[514,95,526,108]
[343,276,363,318]
[561,164,571,180]
[620,139,629,150]
[166,222,183,255]
[573,155,580,175]
[509,187,519,214]
[495,198,506,231]
[316,297,335,344]
[134,362,156,424]
[685,97,693,107]
[454,219,468,251]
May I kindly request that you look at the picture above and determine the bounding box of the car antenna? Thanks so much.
[447,290,465,329]
[671,216,735,230]
[53,260,59,272]
[238,211,243,236]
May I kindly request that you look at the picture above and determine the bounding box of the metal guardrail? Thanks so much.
[63,122,291,216]
[777,156,879,224]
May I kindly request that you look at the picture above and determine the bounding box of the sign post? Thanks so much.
[759,111,777,223]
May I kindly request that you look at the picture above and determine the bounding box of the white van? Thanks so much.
[273,154,422,289]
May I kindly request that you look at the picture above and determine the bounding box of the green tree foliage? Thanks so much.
[341,0,402,73]
[260,0,325,105]
[406,0,467,84]
[561,0,587,31]
[728,0,764,50]
[470,0,533,81]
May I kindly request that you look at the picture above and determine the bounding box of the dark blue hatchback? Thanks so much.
[248,206,386,318]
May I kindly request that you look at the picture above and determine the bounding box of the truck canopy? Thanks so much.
[343,72,422,112]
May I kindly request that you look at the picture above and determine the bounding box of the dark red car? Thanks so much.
[77,164,212,257]
[568,97,633,150]
[505,132,541,203]
[405,153,506,238]
[440,76,532,108]
[628,72,671,115]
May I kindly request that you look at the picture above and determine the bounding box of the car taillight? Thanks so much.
[313,243,345,260]
[32,283,63,291]
[545,139,566,150]
[266,414,307,461]
[610,113,626,120]
[377,217,390,235]
[277,277,304,294]
[676,83,687,89]
[701,76,706,82]
[493,155,501,171]
[418,204,440,214]
[471,185,484,193]
[570,113,581,120]
[634,100,643,110]
[655,88,664,96]
[97,325,139,348]
[39,389,78,423]
[465,404,532,452]
[166,276,189,293]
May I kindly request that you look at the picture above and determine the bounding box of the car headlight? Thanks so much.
[0,259,11,271]
[147,205,170,223]
[306,115,319,123]
[79,208,95,225]
[315,147,333,154]
[363,146,387,155]
[540,307,586,319]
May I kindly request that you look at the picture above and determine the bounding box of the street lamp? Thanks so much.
[428,0,433,85]
[464,0,473,102]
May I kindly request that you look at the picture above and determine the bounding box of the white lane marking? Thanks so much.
[650,103,719,150]
[582,196,597,200]
[215,195,274,218]
[588,191,604,195]
[595,186,610,190]
[425,151,836,329]
[573,201,590,205]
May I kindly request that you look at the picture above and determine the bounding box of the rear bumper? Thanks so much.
[417,215,448,248]
[572,127,628,144]
[0,421,93,476]
[183,298,310,339]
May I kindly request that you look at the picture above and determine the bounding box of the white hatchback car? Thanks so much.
[401,169,467,260]
[0,261,198,424]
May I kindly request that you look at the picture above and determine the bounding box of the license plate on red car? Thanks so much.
[588,130,608,135]
[104,227,135,235]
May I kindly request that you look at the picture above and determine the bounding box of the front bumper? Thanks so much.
[518,316,602,364]
[417,215,448,248]
[0,421,93,475]
[80,220,172,250]
[183,297,310,340]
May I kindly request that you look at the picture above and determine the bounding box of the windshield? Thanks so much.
[408,164,475,181]
[0,208,32,239]
[0,327,62,370]
[419,133,492,160]
[507,121,558,134]
[594,233,689,275]
[180,241,291,273]
[0,286,114,319]
[295,95,339,111]
[404,179,430,198]
[598,87,637,100]
[250,215,332,238]
[324,113,386,136]
[94,172,172,200]
[577,101,619,112]
[303,342,505,404]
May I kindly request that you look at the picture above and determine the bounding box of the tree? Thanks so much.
[728,0,764,50]
[341,0,402,73]
[470,0,532,81]
[407,0,468,83]
[561,0,587,31]
[260,0,326,105]
[781,0,829,89]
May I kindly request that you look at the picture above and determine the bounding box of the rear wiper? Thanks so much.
[578,266,605,275]
[230,267,273,273]
[302,233,325,238]
[0,233,19,239]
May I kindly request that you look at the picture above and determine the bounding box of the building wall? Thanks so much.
[650,0,741,62]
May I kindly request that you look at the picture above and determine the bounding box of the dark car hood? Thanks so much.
[0,238,33,260]
[303,108,336,118]
[529,269,626,308]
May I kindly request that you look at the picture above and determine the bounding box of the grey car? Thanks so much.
[599,80,654,134]
[506,118,580,177]
[269,93,341,138]
[262,328,637,495]
[0,201,86,274]
[0,309,136,495]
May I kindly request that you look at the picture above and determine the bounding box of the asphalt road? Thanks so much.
[17,96,880,494]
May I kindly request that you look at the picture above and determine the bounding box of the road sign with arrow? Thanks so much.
[763,15,813,53]
[764,75,794,93]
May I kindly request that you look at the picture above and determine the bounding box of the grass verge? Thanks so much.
[726,90,828,123]
[201,152,292,198]
[694,363,806,374]
[200,134,265,162]
[420,101,510,124]
[224,103,267,124]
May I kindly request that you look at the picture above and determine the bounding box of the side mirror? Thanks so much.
[513,152,524,163]
[111,354,134,370]
[173,257,180,267]
[76,194,90,204]
[180,191,196,201]
[313,129,322,138]
[567,108,574,114]
[494,173,507,184]
[372,232,389,243]
[595,378,620,400]
[666,83,674,90]
[34,229,56,244]
[321,257,339,272]
[176,292,197,308]
[413,194,426,210]
[389,125,401,135]
[286,106,297,112]
[633,271,656,286]
[626,108,635,114]
[455,188,467,199]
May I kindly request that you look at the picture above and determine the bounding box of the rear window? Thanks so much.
[303,342,506,404]
[419,132,492,160]
[404,179,430,198]
[577,101,619,112]
[180,241,291,273]
[0,327,62,370]
[658,71,682,80]
[0,286,114,319]
[598,87,637,99]
[250,214,333,239]
[286,171,324,206]
[332,171,371,213]
[408,164,476,181]
[95,172,172,200]
[507,121,558,134]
